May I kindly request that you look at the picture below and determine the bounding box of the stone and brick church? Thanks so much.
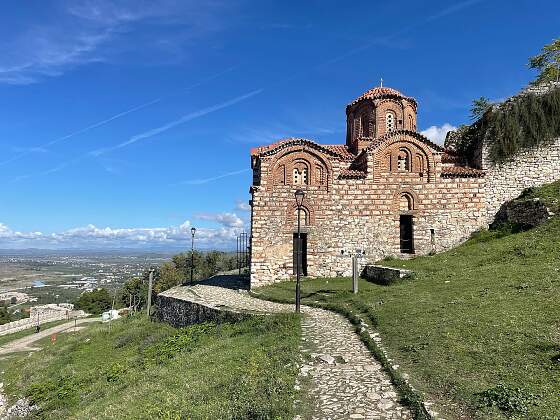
[248,83,560,287]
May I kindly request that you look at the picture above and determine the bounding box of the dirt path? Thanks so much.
[0,318,99,356]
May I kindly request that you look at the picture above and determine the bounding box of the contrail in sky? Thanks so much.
[0,66,237,167]
[11,89,262,182]
[90,89,263,157]
[174,168,251,185]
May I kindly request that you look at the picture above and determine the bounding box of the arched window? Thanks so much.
[360,113,369,137]
[408,115,415,131]
[386,112,395,132]
[275,164,286,185]
[294,207,309,226]
[397,148,410,171]
[400,193,413,212]
[315,165,324,185]
[292,162,308,185]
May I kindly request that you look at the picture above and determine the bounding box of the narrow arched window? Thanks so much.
[360,114,368,137]
[292,163,308,185]
[397,148,410,171]
[386,112,395,132]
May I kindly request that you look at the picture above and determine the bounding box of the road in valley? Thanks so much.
[0,318,99,356]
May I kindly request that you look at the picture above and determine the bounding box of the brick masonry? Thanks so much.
[248,85,560,287]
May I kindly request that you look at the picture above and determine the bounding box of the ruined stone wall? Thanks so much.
[250,152,486,287]
[482,137,560,224]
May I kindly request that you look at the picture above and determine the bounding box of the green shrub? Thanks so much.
[142,322,216,365]
[478,384,539,415]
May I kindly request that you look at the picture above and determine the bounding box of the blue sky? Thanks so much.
[0,0,558,249]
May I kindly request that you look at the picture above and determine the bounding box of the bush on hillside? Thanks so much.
[74,289,113,314]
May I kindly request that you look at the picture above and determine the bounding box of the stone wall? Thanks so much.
[156,293,255,328]
[482,137,560,224]
[504,198,554,228]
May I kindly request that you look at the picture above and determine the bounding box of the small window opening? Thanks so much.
[385,112,395,132]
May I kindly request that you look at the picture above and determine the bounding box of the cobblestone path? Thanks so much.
[168,284,411,419]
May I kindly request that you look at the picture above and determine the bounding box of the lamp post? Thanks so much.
[294,188,305,313]
[147,267,154,318]
[190,227,196,285]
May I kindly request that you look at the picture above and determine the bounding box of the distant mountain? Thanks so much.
[0,246,236,257]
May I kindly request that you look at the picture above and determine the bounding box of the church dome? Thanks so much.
[349,85,417,107]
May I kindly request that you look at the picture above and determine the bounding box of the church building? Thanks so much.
[248,83,560,287]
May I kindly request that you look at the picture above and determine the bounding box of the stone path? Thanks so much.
[165,284,411,419]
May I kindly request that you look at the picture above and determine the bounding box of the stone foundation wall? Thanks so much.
[155,294,254,328]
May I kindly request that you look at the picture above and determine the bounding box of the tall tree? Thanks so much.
[529,38,560,84]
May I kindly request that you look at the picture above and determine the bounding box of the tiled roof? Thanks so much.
[441,151,462,164]
[339,168,367,179]
[323,145,356,161]
[349,86,417,107]
[251,138,355,161]
[440,166,485,178]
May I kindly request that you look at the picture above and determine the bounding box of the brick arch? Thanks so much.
[268,146,333,191]
[392,188,420,213]
[284,202,315,228]
[372,133,436,182]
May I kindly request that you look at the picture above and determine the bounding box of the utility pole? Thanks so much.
[147,268,154,318]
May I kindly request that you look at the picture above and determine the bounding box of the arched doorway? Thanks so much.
[398,192,415,254]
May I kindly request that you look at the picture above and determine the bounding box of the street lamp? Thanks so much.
[190,227,196,285]
[294,188,305,313]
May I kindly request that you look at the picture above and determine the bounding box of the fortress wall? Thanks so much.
[483,137,560,224]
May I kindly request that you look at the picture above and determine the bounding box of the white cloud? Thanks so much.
[420,123,457,146]
[194,212,245,229]
[0,220,245,249]
[235,201,251,211]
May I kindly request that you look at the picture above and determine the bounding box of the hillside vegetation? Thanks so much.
[3,313,301,419]
[258,181,560,419]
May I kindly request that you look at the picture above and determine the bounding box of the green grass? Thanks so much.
[3,313,301,419]
[257,218,560,419]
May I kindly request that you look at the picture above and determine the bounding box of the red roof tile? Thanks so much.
[349,86,417,107]
[339,168,367,179]
[440,166,485,178]
[251,138,355,161]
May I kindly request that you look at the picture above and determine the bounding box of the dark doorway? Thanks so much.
[293,233,308,276]
[400,215,414,253]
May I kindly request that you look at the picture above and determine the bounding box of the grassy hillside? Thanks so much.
[258,182,560,419]
[3,313,301,419]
